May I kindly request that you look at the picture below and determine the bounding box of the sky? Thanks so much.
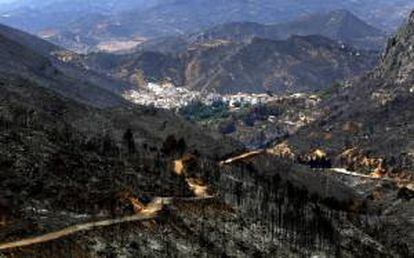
[0,0,21,4]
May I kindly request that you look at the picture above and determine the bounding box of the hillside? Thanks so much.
[183,36,378,93]
[287,11,414,172]
[279,13,414,254]
[0,23,135,108]
[0,23,59,55]
[87,35,378,94]
[1,74,406,257]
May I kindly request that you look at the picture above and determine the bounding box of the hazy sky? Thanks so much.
[0,0,19,4]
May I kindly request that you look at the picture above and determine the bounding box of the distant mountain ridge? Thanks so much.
[192,10,385,50]
[115,0,412,35]
[0,0,167,31]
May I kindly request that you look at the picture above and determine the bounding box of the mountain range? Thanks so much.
[87,33,379,94]
[1,0,413,52]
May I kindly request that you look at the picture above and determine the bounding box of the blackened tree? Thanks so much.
[177,138,187,155]
[161,134,178,156]
[123,129,136,155]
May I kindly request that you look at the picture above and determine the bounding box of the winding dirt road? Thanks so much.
[0,213,157,251]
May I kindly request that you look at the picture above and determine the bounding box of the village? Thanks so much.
[123,82,321,111]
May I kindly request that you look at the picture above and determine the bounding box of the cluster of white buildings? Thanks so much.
[123,82,321,111]
[123,83,276,110]
[221,93,274,108]
[123,82,202,110]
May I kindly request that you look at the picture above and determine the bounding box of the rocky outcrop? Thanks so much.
[378,10,414,85]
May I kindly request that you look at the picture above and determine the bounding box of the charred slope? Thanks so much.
[0,37,400,258]
[0,72,240,235]
[0,77,395,256]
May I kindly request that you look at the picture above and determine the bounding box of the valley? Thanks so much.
[0,1,413,258]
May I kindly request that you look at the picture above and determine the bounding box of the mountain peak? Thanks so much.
[329,9,354,18]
